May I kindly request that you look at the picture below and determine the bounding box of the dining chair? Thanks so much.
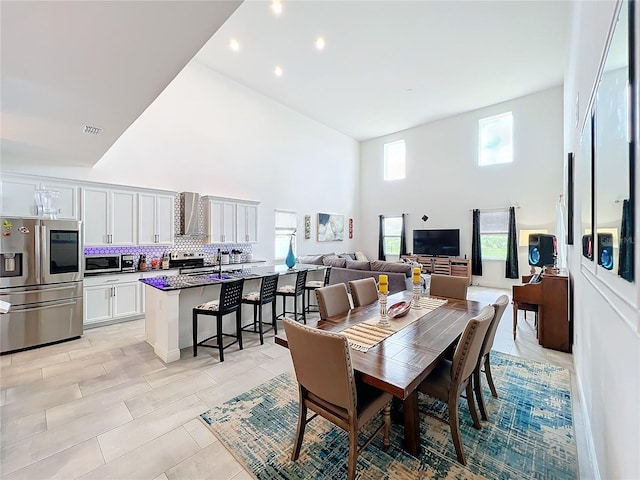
[348,277,378,308]
[192,278,245,361]
[473,294,509,420]
[304,267,332,313]
[315,283,351,319]
[418,305,495,465]
[240,273,279,344]
[276,270,308,324]
[283,318,392,480]
[429,274,468,300]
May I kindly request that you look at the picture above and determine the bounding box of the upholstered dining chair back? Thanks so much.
[452,305,495,387]
[284,318,392,480]
[481,295,509,359]
[429,274,468,300]
[473,294,510,421]
[315,283,351,319]
[284,318,355,410]
[349,277,379,308]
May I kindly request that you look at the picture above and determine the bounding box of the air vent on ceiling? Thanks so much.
[82,125,102,135]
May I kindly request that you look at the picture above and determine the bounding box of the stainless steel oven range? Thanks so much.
[0,217,83,354]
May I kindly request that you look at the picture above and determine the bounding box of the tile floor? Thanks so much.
[0,286,593,479]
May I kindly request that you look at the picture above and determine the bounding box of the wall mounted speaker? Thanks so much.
[597,232,614,270]
[582,234,593,260]
[528,233,556,267]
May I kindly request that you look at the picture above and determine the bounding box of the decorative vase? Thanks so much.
[285,236,296,269]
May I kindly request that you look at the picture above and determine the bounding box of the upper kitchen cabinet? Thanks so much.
[204,197,236,243]
[0,174,78,220]
[83,187,137,246]
[138,193,175,245]
[236,201,259,243]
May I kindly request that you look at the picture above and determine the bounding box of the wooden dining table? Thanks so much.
[274,290,484,457]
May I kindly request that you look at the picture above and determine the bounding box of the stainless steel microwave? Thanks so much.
[85,254,121,274]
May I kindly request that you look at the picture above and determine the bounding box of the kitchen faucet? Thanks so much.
[218,248,222,279]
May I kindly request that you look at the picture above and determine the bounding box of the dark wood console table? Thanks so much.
[512,272,571,352]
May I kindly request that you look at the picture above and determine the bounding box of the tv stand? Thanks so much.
[402,255,472,285]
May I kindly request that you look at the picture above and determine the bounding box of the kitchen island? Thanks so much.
[140,264,326,363]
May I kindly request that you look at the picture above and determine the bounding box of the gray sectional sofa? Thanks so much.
[297,254,412,294]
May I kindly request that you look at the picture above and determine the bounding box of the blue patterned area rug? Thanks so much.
[200,352,577,479]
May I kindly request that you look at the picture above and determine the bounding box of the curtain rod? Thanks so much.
[469,206,520,213]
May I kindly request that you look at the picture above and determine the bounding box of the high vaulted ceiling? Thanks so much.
[1,1,571,168]
[1,0,241,167]
[197,0,571,141]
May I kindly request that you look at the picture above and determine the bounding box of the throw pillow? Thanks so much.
[346,260,371,271]
[338,253,355,260]
[354,251,369,261]
[297,254,325,265]
[370,260,412,277]
[323,257,347,268]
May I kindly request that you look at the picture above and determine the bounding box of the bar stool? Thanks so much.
[276,270,307,324]
[304,267,331,313]
[192,278,245,361]
[240,273,279,344]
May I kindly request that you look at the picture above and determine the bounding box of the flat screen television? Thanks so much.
[413,229,460,257]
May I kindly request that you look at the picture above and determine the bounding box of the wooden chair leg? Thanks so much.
[466,382,481,429]
[192,311,198,357]
[272,301,278,334]
[347,427,359,480]
[474,366,488,421]
[258,303,264,345]
[217,315,224,362]
[485,355,498,398]
[302,293,306,324]
[291,389,307,461]
[236,309,243,350]
[512,302,518,340]
[382,404,391,451]
[448,396,466,465]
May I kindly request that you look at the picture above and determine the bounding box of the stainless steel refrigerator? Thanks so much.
[1,217,83,353]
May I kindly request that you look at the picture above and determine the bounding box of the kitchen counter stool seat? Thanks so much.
[241,273,279,344]
[192,278,245,361]
[304,267,331,314]
[276,270,308,324]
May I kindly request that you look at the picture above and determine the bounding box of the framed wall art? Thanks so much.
[317,213,344,242]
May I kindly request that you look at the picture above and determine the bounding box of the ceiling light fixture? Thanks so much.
[315,36,326,50]
[82,125,102,135]
[271,0,282,15]
[229,38,240,52]
[274,65,283,77]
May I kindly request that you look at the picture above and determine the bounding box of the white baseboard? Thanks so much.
[574,345,601,480]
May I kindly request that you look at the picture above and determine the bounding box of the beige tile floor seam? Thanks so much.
[0,286,594,479]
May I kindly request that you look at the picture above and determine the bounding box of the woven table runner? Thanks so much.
[342,297,448,352]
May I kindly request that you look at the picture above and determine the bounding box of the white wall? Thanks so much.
[359,87,564,288]
[565,1,640,479]
[2,61,360,262]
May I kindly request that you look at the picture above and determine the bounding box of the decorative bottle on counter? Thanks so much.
[285,235,296,269]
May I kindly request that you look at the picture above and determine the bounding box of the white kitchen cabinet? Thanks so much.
[138,193,175,245]
[83,187,136,246]
[236,201,259,243]
[0,174,78,219]
[205,198,236,243]
[83,273,142,326]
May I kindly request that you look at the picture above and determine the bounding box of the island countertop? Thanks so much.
[139,264,326,291]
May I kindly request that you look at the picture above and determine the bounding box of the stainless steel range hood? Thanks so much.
[179,192,203,236]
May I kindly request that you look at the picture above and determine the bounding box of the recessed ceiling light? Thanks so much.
[229,38,240,52]
[271,0,282,15]
[274,65,283,77]
[315,37,326,51]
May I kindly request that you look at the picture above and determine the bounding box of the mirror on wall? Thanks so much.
[594,0,634,281]
[580,113,594,261]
